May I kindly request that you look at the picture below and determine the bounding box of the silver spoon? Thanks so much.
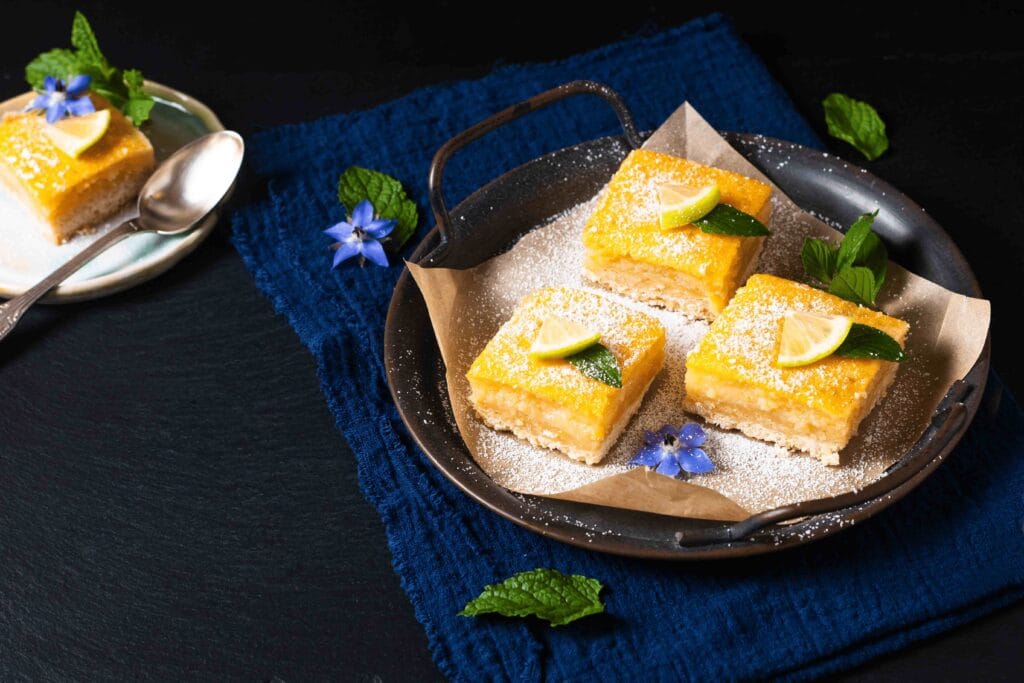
[0,130,245,342]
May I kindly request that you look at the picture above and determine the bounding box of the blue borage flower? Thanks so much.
[324,199,397,268]
[629,423,715,478]
[27,75,95,123]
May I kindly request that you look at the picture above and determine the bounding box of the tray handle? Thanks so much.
[675,379,973,547]
[423,80,643,265]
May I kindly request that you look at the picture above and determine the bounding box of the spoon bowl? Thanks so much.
[138,130,245,234]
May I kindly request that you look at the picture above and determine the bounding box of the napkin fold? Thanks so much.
[231,14,1024,681]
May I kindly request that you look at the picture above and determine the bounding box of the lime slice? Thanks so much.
[777,311,854,367]
[42,109,112,158]
[529,316,601,359]
[658,182,721,230]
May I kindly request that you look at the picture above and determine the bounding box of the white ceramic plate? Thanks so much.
[0,81,226,303]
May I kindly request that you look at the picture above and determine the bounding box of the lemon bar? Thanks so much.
[0,95,155,243]
[582,149,772,320]
[467,287,665,464]
[682,274,908,465]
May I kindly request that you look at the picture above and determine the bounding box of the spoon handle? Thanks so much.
[0,220,141,342]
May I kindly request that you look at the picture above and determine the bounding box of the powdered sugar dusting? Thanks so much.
[449,196,918,513]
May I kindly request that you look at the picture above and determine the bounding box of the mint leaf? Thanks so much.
[801,212,889,306]
[801,238,838,285]
[70,11,115,80]
[24,12,155,126]
[859,231,888,299]
[337,166,419,251]
[459,569,605,627]
[566,343,621,388]
[121,69,154,126]
[835,210,888,301]
[823,93,889,161]
[25,49,77,88]
[89,74,128,110]
[834,323,905,361]
[836,210,879,272]
[122,95,154,127]
[828,266,877,306]
[693,204,770,237]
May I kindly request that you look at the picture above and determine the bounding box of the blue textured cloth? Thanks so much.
[231,14,1024,681]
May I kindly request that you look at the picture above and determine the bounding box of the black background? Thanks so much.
[1,1,1022,679]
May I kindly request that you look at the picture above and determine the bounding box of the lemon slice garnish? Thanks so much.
[658,182,720,230]
[529,316,601,359]
[777,311,853,367]
[42,109,111,158]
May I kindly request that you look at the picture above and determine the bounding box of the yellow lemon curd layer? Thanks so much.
[686,274,908,417]
[0,94,155,242]
[466,287,665,441]
[582,149,772,313]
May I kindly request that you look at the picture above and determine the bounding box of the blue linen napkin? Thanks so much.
[231,14,1024,681]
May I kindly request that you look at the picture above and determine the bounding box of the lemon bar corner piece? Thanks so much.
[582,149,772,320]
[682,274,908,464]
[466,286,666,464]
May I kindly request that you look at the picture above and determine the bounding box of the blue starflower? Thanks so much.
[629,423,715,478]
[27,75,96,123]
[324,199,396,268]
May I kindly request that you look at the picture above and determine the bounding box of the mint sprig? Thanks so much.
[834,323,905,362]
[829,266,878,307]
[800,238,837,284]
[693,204,770,237]
[800,210,888,307]
[25,12,155,126]
[459,569,605,627]
[566,343,622,388]
[823,93,889,161]
[337,166,419,252]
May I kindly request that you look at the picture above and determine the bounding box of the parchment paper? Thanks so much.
[409,103,990,520]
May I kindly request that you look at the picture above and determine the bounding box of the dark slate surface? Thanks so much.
[0,1,1021,679]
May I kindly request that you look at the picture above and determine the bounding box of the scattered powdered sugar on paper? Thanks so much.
[450,196,917,513]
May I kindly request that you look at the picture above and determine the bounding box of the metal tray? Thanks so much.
[384,81,989,559]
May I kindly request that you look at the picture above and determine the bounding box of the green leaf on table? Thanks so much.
[24,11,155,126]
[337,166,420,251]
[801,237,838,285]
[566,343,622,388]
[823,93,889,161]
[459,569,605,627]
[828,266,878,307]
[834,323,905,361]
[693,203,770,236]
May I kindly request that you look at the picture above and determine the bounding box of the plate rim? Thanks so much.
[384,132,989,560]
[0,80,226,303]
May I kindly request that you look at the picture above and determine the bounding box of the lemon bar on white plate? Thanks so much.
[0,94,154,244]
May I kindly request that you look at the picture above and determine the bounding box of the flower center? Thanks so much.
[661,434,679,452]
[344,227,368,245]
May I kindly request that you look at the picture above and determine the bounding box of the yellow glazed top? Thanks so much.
[466,287,665,422]
[582,149,772,281]
[0,95,153,217]
[686,274,909,417]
